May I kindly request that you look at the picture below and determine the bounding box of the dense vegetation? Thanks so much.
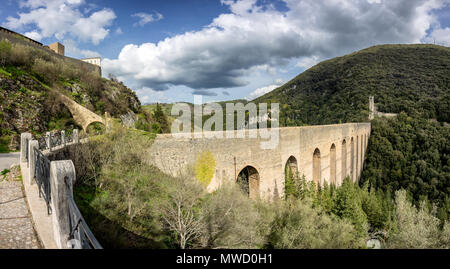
[0,38,142,151]
[361,114,450,220]
[72,126,449,249]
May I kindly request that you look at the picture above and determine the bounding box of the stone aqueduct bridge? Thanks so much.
[58,93,105,131]
[149,122,371,200]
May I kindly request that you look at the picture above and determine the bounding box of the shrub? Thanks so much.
[32,58,59,84]
[200,184,263,248]
[0,40,12,66]
[386,190,449,249]
[265,198,365,249]
[10,43,31,67]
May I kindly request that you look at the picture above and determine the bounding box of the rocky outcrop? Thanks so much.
[120,111,138,128]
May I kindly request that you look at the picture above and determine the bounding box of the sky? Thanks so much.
[1,0,450,104]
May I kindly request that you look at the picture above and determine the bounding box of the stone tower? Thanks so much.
[49,42,65,56]
[369,96,375,120]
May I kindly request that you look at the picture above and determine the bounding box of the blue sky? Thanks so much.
[2,0,450,104]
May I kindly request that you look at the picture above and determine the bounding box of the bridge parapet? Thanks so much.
[20,131,101,249]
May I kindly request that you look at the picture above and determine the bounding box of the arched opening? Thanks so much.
[341,139,347,181]
[237,166,260,199]
[360,135,364,173]
[285,156,298,177]
[350,137,355,182]
[365,134,369,159]
[330,144,336,185]
[363,134,366,160]
[313,148,321,186]
[85,121,105,135]
[284,156,298,197]
[356,136,359,180]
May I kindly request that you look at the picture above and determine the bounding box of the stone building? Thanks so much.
[369,96,397,120]
[48,42,65,56]
[81,57,101,67]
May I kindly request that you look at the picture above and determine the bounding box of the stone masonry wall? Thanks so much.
[148,123,371,201]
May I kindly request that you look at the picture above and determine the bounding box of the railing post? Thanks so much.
[28,140,38,185]
[73,129,79,144]
[61,130,66,147]
[20,133,32,163]
[50,160,76,249]
[46,132,52,152]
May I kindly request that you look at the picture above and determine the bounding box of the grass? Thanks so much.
[0,67,12,77]
[1,169,10,180]
[0,136,11,153]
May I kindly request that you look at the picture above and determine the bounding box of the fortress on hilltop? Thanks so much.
[0,26,102,75]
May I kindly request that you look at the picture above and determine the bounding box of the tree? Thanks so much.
[284,164,296,199]
[157,175,204,249]
[265,198,365,249]
[200,184,262,248]
[153,103,170,133]
[332,178,369,237]
[386,190,448,249]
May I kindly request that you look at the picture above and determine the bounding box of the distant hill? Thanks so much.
[256,44,450,126]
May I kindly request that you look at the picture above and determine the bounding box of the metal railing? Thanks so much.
[25,130,102,248]
[50,132,61,148]
[66,132,74,143]
[65,177,102,249]
[34,147,52,215]
[38,130,77,151]
[38,136,48,151]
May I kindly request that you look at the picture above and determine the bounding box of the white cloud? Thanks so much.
[132,12,163,27]
[102,0,450,95]
[246,79,284,100]
[4,0,116,45]
[424,27,450,46]
[24,30,42,41]
[64,39,100,58]
[136,87,173,104]
[115,27,123,35]
[296,56,320,69]
[246,84,281,101]
[274,78,284,85]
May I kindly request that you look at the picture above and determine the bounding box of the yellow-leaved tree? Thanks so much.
[194,151,216,188]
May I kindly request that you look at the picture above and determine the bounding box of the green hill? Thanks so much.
[256,44,450,125]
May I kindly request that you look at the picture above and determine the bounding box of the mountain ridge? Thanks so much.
[256,44,450,126]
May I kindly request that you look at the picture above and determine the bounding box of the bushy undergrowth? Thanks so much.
[72,126,450,249]
[0,39,100,90]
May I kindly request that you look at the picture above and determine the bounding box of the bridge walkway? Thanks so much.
[0,166,41,249]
